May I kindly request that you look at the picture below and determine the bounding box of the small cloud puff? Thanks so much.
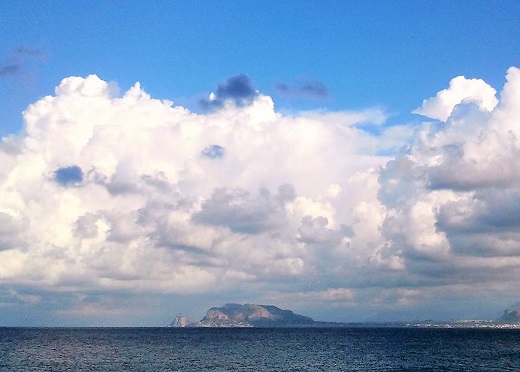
[200,74,258,110]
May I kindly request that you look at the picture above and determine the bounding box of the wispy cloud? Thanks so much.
[0,45,45,78]
[275,80,329,98]
[0,64,21,77]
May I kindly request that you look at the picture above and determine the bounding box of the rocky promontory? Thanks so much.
[496,304,520,324]
[169,303,331,327]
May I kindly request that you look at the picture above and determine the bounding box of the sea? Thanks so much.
[1,327,520,371]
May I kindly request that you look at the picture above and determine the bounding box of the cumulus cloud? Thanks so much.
[0,213,29,251]
[412,75,498,121]
[378,67,520,291]
[2,68,520,324]
[193,186,293,234]
[298,216,352,245]
[0,74,390,303]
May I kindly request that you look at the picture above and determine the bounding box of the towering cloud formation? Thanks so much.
[0,74,389,299]
[1,68,520,322]
[380,68,520,290]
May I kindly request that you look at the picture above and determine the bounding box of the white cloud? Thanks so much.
[413,75,498,121]
[0,74,391,306]
[378,67,520,289]
[3,68,520,324]
[301,108,388,126]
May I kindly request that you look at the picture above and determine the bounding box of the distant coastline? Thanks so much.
[169,303,520,329]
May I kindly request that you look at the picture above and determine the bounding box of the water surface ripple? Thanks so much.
[1,327,519,371]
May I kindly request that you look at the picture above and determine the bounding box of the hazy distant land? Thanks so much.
[169,303,520,329]
[170,303,343,328]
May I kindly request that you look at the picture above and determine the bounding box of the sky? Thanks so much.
[1,1,520,326]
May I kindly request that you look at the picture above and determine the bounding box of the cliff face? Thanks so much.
[170,303,317,327]
[198,303,315,327]
[170,313,190,327]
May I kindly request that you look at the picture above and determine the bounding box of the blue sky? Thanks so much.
[1,2,520,326]
[2,1,519,134]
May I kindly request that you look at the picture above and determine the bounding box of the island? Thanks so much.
[169,303,341,328]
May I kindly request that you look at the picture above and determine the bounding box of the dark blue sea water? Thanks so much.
[1,327,520,371]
